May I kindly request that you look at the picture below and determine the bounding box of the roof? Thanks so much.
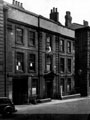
[68,23,86,30]
[3,1,75,38]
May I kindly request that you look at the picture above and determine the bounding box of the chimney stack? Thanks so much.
[65,11,72,27]
[83,20,88,26]
[12,0,24,8]
[50,7,59,22]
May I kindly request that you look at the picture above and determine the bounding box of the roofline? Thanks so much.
[75,26,90,31]
[4,1,74,31]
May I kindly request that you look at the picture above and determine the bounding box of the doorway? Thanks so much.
[13,77,28,105]
[45,80,53,98]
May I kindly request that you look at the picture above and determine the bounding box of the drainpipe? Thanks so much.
[38,16,40,98]
[3,7,8,97]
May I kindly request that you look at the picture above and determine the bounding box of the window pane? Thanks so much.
[60,58,64,73]
[60,40,64,52]
[16,52,24,72]
[28,54,35,72]
[16,28,23,44]
[46,55,52,72]
[46,34,52,51]
[67,59,71,73]
[67,41,71,53]
[28,31,35,46]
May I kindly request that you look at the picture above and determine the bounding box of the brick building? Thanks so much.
[0,0,75,104]
[65,11,90,96]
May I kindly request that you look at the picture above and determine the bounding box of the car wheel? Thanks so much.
[3,107,12,116]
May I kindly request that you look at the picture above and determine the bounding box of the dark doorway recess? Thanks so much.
[45,80,53,98]
[13,77,28,105]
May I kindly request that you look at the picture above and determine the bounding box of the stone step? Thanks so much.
[38,98,52,103]
[61,93,81,100]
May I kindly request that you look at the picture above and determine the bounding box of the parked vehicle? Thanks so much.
[0,97,17,116]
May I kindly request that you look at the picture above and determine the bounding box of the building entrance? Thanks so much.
[13,77,28,105]
[44,71,55,98]
[45,80,53,98]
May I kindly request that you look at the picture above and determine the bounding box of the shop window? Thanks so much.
[67,59,71,73]
[60,78,64,93]
[28,31,35,46]
[32,79,37,96]
[60,39,64,52]
[67,41,71,53]
[16,27,23,44]
[16,52,24,72]
[67,78,71,92]
[28,54,36,72]
[46,34,52,52]
[60,58,65,73]
[46,55,52,72]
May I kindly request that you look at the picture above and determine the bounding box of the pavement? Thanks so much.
[16,96,90,111]
[1,97,90,120]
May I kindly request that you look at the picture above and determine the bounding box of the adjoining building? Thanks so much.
[0,0,75,104]
[65,11,90,97]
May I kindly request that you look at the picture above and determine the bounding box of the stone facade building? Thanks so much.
[0,0,75,104]
[64,10,90,97]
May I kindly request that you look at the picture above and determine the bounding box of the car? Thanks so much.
[0,97,17,116]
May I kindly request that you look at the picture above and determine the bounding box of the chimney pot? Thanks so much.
[50,7,59,22]
[53,7,55,12]
[17,2,20,6]
[65,11,72,27]
[21,3,23,7]
[15,1,17,5]
[12,0,15,4]
[83,20,88,26]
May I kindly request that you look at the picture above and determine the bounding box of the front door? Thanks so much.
[46,80,53,98]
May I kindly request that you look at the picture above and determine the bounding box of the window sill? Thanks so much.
[16,70,24,73]
[28,70,36,73]
[16,42,24,46]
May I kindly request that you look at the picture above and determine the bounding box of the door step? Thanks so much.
[61,93,81,100]
[38,98,51,103]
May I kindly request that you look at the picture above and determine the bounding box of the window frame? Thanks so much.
[28,30,36,47]
[45,54,52,72]
[67,41,71,53]
[28,54,36,72]
[60,57,65,73]
[59,39,64,52]
[16,27,24,45]
[46,33,52,51]
[67,58,72,73]
[15,52,24,73]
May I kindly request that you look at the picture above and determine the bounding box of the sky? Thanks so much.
[5,0,90,26]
